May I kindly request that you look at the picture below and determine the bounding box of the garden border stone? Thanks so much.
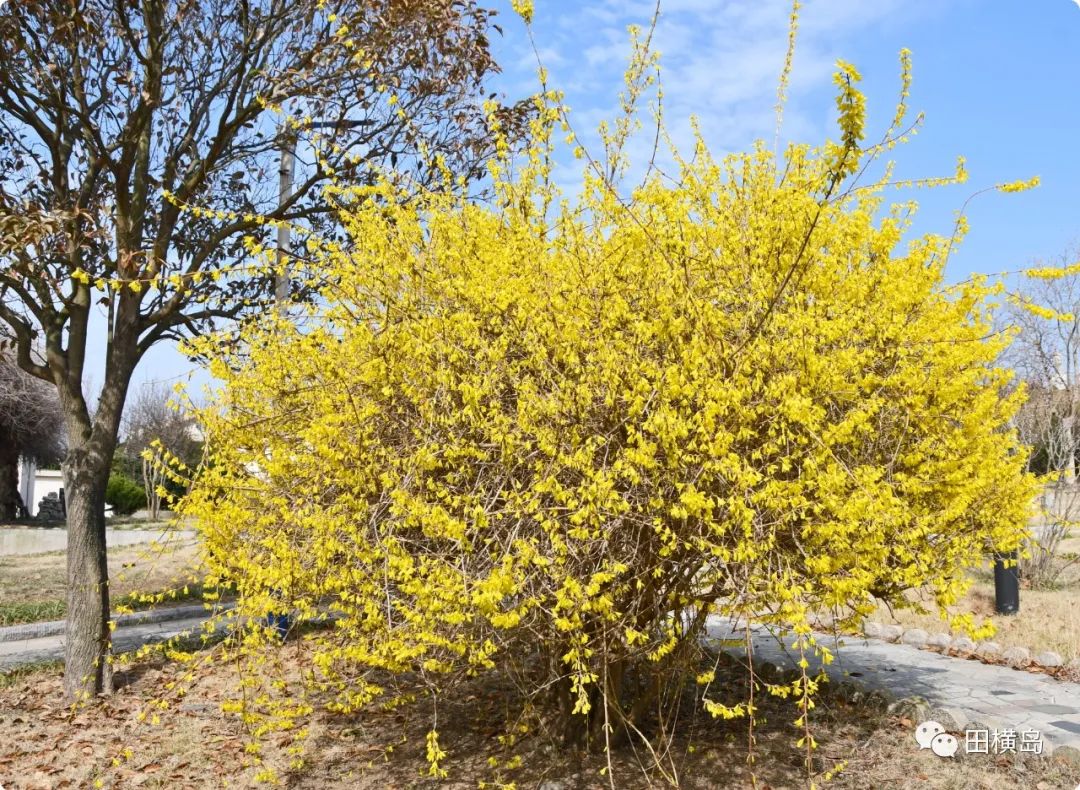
[849,620,1074,678]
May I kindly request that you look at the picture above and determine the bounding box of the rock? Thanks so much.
[888,696,930,721]
[538,782,566,790]
[863,621,883,639]
[929,706,968,731]
[865,689,895,710]
[881,624,904,643]
[951,636,976,653]
[833,681,859,702]
[806,755,830,774]
[900,628,928,648]
[714,650,737,667]
[1002,646,1030,666]
[1035,651,1063,667]
[756,661,779,679]
[815,613,835,630]
[926,632,951,649]
[36,491,66,521]
[1052,745,1080,768]
[975,641,1002,659]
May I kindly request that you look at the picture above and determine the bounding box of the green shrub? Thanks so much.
[105,474,146,515]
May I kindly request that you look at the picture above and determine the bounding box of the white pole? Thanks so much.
[276,127,295,312]
[19,456,36,517]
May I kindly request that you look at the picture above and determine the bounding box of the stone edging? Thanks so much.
[0,603,235,644]
[853,618,1079,674]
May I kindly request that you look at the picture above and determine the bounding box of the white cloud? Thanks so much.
[496,0,949,187]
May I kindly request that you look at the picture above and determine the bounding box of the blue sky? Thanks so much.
[126,0,1080,401]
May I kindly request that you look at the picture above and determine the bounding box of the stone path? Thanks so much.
[705,615,1080,756]
[0,612,229,671]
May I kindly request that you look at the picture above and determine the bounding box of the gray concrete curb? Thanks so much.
[0,602,235,643]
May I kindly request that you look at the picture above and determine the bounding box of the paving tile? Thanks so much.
[1049,720,1080,735]
[703,615,1080,752]
[1029,704,1079,715]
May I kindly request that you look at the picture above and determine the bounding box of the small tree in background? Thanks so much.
[104,473,147,516]
[1004,251,1080,587]
[121,381,201,519]
[0,353,64,520]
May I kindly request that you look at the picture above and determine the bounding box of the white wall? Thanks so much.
[30,469,64,516]
[15,461,65,517]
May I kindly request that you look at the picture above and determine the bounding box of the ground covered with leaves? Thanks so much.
[2,642,1078,789]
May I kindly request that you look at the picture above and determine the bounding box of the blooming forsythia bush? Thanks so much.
[175,56,1034,773]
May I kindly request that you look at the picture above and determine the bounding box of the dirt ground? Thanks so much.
[1,529,1077,787]
[1,640,1078,790]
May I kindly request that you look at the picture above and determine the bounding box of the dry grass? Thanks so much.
[0,534,204,614]
[872,531,1080,663]
[1,643,1078,789]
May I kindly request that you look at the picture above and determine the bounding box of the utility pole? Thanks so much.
[276,126,296,313]
[275,118,373,313]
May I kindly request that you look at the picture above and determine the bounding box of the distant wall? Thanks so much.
[15,461,64,518]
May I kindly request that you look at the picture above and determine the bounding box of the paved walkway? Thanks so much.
[0,612,228,671]
[705,616,1080,755]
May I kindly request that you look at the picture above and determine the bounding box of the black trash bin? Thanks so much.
[994,550,1020,615]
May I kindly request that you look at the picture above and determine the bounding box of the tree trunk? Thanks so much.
[62,447,114,700]
[0,437,18,521]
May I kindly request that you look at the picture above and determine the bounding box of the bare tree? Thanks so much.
[0,352,64,520]
[121,381,200,519]
[0,0,524,699]
[1004,246,1080,587]
[1011,385,1080,587]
